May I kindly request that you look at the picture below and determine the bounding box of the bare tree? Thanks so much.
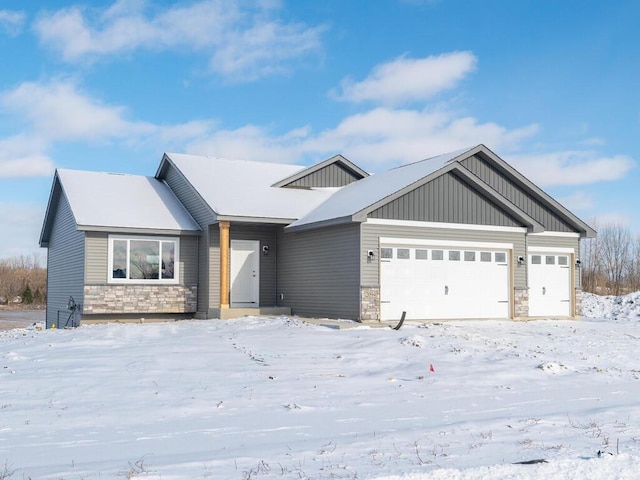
[0,253,47,305]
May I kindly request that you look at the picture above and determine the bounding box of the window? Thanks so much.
[415,249,429,260]
[531,255,542,265]
[480,252,491,262]
[109,236,179,284]
[558,256,568,266]
[546,255,555,265]
[381,247,393,259]
[432,250,444,260]
[449,250,460,261]
[397,248,410,259]
[464,251,476,262]
[495,252,506,263]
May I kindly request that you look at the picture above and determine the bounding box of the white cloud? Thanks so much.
[331,52,477,105]
[1,80,153,142]
[0,10,25,36]
[33,0,324,82]
[0,202,46,258]
[508,150,635,187]
[556,191,594,211]
[187,106,539,168]
[0,135,54,179]
[0,80,214,177]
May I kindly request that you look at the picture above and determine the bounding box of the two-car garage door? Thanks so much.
[380,242,510,321]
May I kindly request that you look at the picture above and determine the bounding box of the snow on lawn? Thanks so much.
[2,294,640,478]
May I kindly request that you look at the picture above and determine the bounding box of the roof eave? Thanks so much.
[285,215,355,233]
[76,225,202,236]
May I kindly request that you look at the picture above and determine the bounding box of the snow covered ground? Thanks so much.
[2,293,640,479]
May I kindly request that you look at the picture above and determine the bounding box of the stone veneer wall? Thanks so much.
[360,286,380,322]
[514,287,529,319]
[574,288,583,317]
[83,285,197,315]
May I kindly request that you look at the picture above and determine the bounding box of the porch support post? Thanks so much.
[219,221,230,309]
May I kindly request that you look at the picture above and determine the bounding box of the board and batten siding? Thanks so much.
[361,222,528,289]
[527,234,581,288]
[277,223,361,319]
[285,163,362,188]
[84,233,198,286]
[462,154,574,233]
[46,192,85,328]
[368,172,522,227]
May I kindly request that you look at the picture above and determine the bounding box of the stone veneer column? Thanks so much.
[513,287,529,319]
[360,287,380,322]
[219,221,230,309]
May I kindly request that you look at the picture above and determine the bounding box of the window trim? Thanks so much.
[108,235,180,285]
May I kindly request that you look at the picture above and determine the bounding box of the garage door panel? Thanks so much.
[380,244,510,321]
[529,254,571,317]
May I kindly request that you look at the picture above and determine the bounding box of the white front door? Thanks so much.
[230,240,260,306]
[528,253,572,317]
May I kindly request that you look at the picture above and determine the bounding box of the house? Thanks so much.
[39,144,595,328]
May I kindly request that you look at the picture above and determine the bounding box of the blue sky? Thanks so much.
[0,0,638,258]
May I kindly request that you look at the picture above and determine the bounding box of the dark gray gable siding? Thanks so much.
[368,171,522,227]
[277,223,360,319]
[462,154,574,232]
[230,224,278,306]
[284,163,363,188]
[45,192,85,328]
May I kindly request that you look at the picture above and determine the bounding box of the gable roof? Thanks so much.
[289,145,595,237]
[271,154,369,188]
[157,153,339,223]
[40,169,201,246]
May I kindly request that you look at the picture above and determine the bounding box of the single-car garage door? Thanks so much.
[528,253,572,317]
[380,244,510,321]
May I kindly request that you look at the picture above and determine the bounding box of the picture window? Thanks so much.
[109,236,179,284]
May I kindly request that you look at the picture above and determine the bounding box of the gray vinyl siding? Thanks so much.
[277,223,360,319]
[84,232,199,285]
[161,163,215,227]
[161,164,210,314]
[361,222,528,288]
[208,225,219,311]
[85,232,108,284]
[368,172,521,227]
[462,154,575,232]
[230,224,278,306]
[285,163,362,188]
[45,193,85,328]
[527,234,581,288]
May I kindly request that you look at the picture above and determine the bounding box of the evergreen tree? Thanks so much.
[22,284,33,304]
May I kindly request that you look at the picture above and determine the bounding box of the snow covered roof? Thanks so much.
[289,146,477,230]
[43,169,201,239]
[161,153,339,222]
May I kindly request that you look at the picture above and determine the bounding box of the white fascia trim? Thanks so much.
[367,218,526,233]
[528,231,580,238]
[379,237,514,251]
[528,246,576,254]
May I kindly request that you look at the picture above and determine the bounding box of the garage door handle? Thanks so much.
[542,286,546,295]
[445,285,449,295]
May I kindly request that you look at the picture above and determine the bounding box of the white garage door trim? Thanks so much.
[379,236,514,250]
[379,239,511,321]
